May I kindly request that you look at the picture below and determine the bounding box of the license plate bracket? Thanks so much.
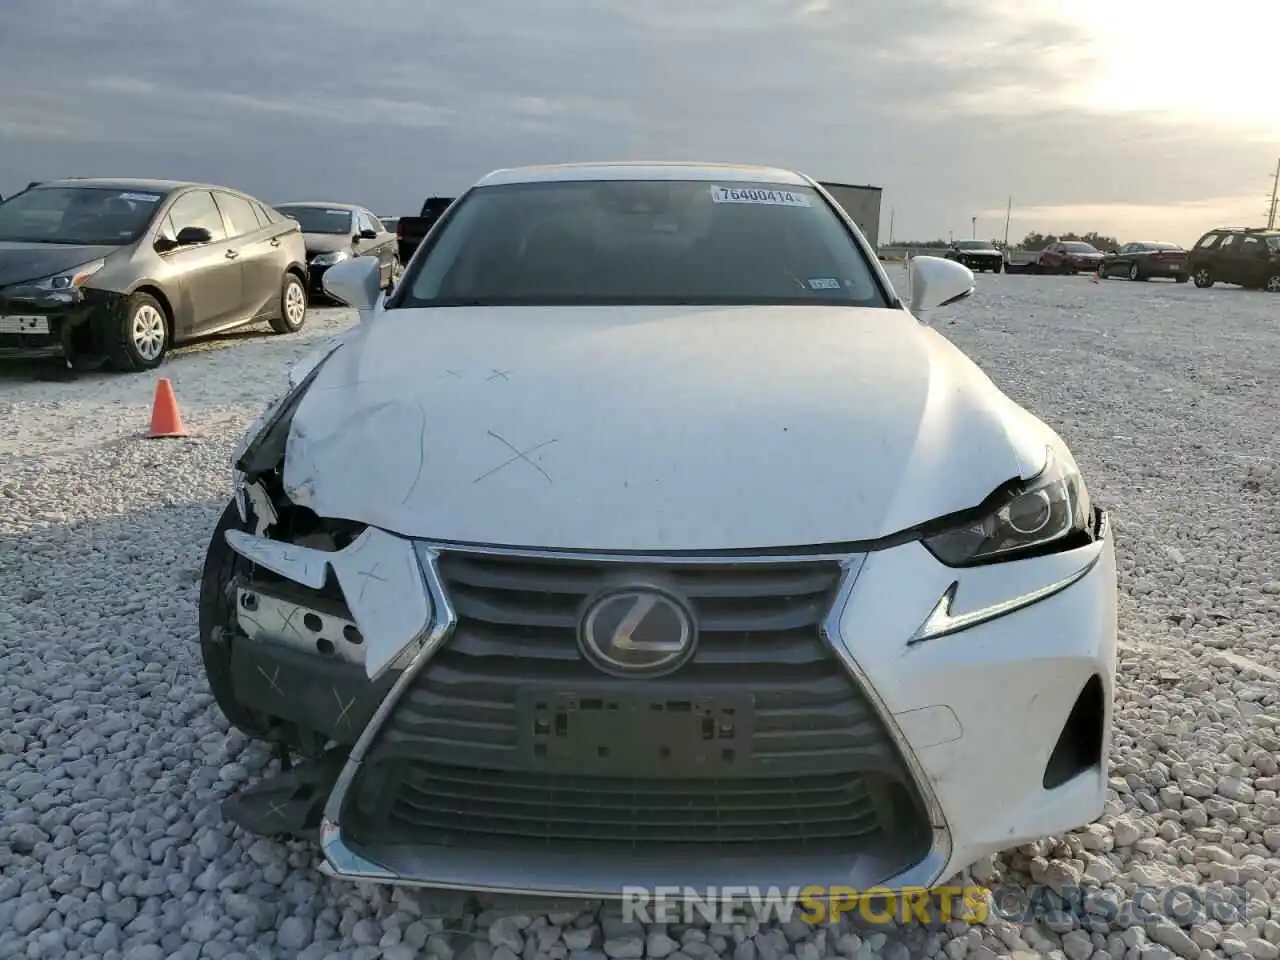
[518,689,754,777]
[0,315,51,335]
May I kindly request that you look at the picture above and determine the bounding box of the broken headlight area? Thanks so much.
[921,447,1101,567]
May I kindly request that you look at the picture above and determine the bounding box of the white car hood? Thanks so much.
[281,304,1053,552]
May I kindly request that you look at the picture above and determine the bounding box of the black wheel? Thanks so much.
[270,273,307,334]
[1175,274,1188,284]
[993,261,1003,274]
[199,500,277,740]
[1266,274,1280,293]
[1193,267,1214,288]
[106,292,169,372]
[1128,262,1144,282]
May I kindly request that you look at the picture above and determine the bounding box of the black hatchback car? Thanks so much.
[1186,228,1280,291]
[274,202,399,299]
[945,240,1003,273]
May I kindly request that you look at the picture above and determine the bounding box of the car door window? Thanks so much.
[166,191,226,243]
[250,201,272,228]
[358,211,383,236]
[1218,234,1240,254]
[1196,234,1219,249]
[214,192,261,239]
[1242,236,1262,255]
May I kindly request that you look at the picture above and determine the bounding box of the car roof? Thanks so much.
[31,177,216,194]
[473,162,812,188]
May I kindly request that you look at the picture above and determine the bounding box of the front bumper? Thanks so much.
[221,513,1116,898]
[0,286,114,359]
[956,255,1002,270]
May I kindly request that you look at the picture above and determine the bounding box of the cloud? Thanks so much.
[1,0,1274,240]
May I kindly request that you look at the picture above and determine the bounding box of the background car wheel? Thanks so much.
[1266,274,1280,293]
[1128,263,1143,282]
[1193,268,1214,288]
[993,261,1003,274]
[271,273,307,334]
[107,292,168,372]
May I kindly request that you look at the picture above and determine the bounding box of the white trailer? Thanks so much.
[817,182,883,248]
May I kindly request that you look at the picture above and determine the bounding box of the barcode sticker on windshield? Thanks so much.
[118,192,160,203]
[808,277,841,289]
[325,209,348,215]
[710,186,811,207]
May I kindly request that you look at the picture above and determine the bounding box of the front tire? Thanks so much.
[270,273,307,334]
[106,293,169,372]
[1128,262,1143,282]
[1266,274,1280,293]
[1193,267,1214,288]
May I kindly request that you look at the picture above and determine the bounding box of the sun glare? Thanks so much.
[1043,0,1280,134]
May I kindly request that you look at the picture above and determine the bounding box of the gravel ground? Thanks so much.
[1,276,1278,960]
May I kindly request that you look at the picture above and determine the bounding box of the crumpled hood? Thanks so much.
[0,242,119,288]
[281,305,1055,552]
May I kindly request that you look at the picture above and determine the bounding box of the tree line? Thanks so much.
[890,231,1121,252]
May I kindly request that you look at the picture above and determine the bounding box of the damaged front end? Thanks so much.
[0,280,123,361]
[204,341,435,841]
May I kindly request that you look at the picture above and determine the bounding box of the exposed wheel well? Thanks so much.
[287,265,307,285]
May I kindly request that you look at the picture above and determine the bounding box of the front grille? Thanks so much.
[345,551,930,856]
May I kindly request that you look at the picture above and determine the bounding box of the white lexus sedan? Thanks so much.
[201,162,1117,900]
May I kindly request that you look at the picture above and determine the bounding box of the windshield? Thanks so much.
[954,240,994,250]
[277,206,353,235]
[397,180,887,308]
[0,186,165,245]
[1063,242,1099,253]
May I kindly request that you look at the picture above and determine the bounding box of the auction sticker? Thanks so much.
[710,185,811,207]
[807,277,842,290]
[118,192,160,202]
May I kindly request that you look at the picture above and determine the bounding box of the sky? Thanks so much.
[2,0,1276,245]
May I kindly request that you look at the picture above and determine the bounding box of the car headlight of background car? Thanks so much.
[923,447,1093,566]
[30,258,106,292]
[310,251,350,267]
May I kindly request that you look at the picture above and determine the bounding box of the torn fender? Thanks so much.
[225,526,432,681]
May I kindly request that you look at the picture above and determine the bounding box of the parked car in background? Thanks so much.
[379,216,400,234]
[1100,242,1187,282]
[945,240,1003,273]
[395,196,455,264]
[275,202,399,299]
[1034,240,1106,275]
[206,162,1116,900]
[0,178,309,371]
[1186,228,1280,291]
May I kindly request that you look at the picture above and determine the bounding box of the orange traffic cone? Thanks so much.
[147,378,187,438]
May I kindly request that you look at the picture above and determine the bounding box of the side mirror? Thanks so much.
[176,226,212,246]
[906,256,974,313]
[322,255,382,310]
[359,228,378,240]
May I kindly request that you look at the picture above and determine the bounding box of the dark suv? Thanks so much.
[1186,227,1280,291]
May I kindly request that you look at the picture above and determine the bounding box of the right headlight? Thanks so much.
[922,447,1092,566]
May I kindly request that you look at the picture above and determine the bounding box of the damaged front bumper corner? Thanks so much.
[0,285,114,359]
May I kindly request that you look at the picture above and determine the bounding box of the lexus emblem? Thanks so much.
[579,587,697,678]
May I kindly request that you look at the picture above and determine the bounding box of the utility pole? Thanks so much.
[889,207,895,245]
[971,216,977,239]
[1003,196,1012,248]
[1266,158,1280,228]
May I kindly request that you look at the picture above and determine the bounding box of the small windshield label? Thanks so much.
[710,186,811,207]
[325,209,348,215]
[807,277,841,289]
[118,192,160,203]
